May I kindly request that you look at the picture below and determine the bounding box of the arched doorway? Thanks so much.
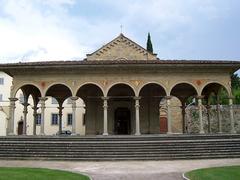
[139,83,166,134]
[170,83,198,134]
[76,84,104,135]
[107,83,135,135]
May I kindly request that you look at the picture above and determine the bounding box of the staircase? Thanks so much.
[0,134,240,161]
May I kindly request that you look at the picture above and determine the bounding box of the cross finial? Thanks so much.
[120,25,123,34]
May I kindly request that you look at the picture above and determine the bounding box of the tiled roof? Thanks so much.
[1,59,240,67]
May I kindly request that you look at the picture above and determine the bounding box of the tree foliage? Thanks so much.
[146,32,153,53]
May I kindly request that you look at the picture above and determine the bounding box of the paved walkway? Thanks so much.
[0,158,240,180]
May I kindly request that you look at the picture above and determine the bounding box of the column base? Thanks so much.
[103,132,108,136]
[39,133,45,136]
[135,132,141,136]
[167,132,172,135]
[7,133,15,136]
[199,130,205,134]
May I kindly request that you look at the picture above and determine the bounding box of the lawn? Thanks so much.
[0,167,90,180]
[185,166,240,180]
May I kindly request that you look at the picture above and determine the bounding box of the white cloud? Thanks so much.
[0,0,237,63]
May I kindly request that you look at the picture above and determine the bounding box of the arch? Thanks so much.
[170,83,198,103]
[201,82,230,97]
[107,83,136,97]
[75,82,104,97]
[44,82,73,97]
[76,83,104,101]
[106,82,136,97]
[45,83,73,104]
[137,82,167,96]
[13,83,42,99]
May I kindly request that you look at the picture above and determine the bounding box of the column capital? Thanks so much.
[101,96,109,101]
[165,96,172,100]
[70,96,79,101]
[57,106,64,111]
[133,96,141,100]
[21,102,30,107]
[39,97,48,101]
[196,95,204,99]
[9,97,18,102]
[228,96,235,100]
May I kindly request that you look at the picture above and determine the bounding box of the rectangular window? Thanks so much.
[67,113,72,125]
[0,78,4,85]
[0,94,3,102]
[36,114,41,125]
[19,94,24,103]
[52,98,58,104]
[51,114,59,125]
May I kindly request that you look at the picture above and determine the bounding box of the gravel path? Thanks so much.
[0,158,239,180]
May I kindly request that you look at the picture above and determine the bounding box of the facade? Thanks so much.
[0,34,240,136]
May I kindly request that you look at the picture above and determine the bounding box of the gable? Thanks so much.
[86,34,158,61]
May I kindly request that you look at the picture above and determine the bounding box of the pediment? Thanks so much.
[86,34,158,61]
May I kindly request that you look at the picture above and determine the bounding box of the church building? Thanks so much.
[0,34,240,136]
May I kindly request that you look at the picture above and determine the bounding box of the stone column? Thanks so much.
[197,96,204,134]
[229,97,236,134]
[102,97,109,136]
[22,102,30,135]
[70,96,78,135]
[32,106,39,135]
[134,96,141,135]
[181,104,186,134]
[206,105,211,133]
[58,105,64,134]
[216,97,222,133]
[8,98,18,135]
[39,97,47,135]
[166,96,172,134]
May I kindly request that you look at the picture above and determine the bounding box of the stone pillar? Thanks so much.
[134,96,141,135]
[8,98,18,135]
[70,96,78,135]
[39,97,47,135]
[229,97,236,134]
[206,105,211,133]
[32,106,39,135]
[166,96,172,134]
[216,97,222,133]
[22,102,30,135]
[197,96,204,134]
[102,97,109,136]
[58,105,64,134]
[181,104,186,134]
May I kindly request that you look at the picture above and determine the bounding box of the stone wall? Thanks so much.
[185,105,240,134]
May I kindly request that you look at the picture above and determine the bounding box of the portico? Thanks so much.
[1,34,240,136]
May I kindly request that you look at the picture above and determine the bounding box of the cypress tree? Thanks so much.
[147,32,153,53]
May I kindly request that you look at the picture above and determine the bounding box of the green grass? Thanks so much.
[185,166,240,180]
[0,167,90,180]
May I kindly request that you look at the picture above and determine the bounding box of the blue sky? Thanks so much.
[0,0,240,67]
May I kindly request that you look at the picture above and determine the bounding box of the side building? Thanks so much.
[0,71,85,136]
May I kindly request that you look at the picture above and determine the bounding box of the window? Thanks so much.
[0,94,2,102]
[51,114,58,125]
[52,98,58,104]
[36,114,41,125]
[67,113,72,125]
[0,78,4,85]
[19,94,24,103]
[67,98,72,104]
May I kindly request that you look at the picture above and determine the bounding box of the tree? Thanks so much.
[231,73,240,104]
[146,32,153,53]
[231,73,240,90]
